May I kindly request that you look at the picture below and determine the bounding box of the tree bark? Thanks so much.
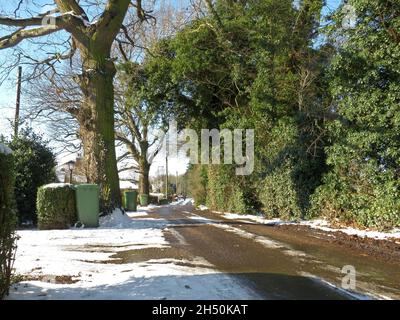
[77,56,121,213]
[0,0,135,214]
[138,157,150,196]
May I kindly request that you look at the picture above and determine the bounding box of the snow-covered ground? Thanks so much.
[7,205,260,300]
[170,198,195,206]
[215,211,400,241]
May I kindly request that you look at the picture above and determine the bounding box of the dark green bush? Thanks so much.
[37,184,77,230]
[258,162,302,220]
[310,0,400,230]
[254,116,327,221]
[310,141,400,230]
[206,164,253,214]
[0,144,18,299]
[7,129,56,225]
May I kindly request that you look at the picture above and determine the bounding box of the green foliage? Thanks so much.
[311,0,400,229]
[7,128,56,225]
[140,0,399,229]
[186,164,208,206]
[36,184,77,230]
[206,164,254,214]
[0,146,18,299]
[158,0,329,220]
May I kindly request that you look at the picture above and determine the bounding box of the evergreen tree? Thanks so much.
[311,0,400,229]
[8,129,56,225]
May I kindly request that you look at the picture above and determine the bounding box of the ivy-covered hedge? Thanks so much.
[0,144,17,299]
[186,164,207,206]
[258,162,302,220]
[310,148,400,230]
[37,184,77,230]
[206,164,254,214]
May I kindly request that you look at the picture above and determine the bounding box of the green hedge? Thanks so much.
[186,164,208,206]
[258,162,302,220]
[0,146,17,299]
[37,184,77,230]
[206,164,252,214]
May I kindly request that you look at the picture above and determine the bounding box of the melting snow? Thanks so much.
[7,207,261,300]
[220,212,400,241]
[41,183,72,189]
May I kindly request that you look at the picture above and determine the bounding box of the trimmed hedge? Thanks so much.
[0,145,17,299]
[37,184,77,230]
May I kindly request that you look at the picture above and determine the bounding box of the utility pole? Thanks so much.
[176,170,178,194]
[14,66,22,137]
[165,154,168,199]
[165,132,169,199]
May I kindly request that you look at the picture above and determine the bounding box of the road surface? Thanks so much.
[112,203,400,300]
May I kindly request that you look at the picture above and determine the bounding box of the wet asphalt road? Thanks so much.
[116,204,400,300]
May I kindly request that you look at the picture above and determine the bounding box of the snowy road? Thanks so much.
[7,202,400,300]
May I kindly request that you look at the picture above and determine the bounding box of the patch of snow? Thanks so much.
[217,212,400,241]
[183,198,194,205]
[8,267,262,300]
[99,209,135,229]
[136,204,158,212]
[170,198,195,206]
[119,180,137,189]
[7,207,262,300]
[222,212,284,225]
[0,143,12,155]
[212,223,285,250]
[58,11,91,27]
[197,205,208,211]
[11,228,167,277]
[41,183,72,189]
[126,211,148,218]
[58,11,74,16]
[299,220,400,241]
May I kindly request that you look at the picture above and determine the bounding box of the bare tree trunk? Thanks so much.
[138,157,150,196]
[77,57,121,213]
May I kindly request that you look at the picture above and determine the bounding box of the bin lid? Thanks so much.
[125,190,138,194]
[74,184,100,190]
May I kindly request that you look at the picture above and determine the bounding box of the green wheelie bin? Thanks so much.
[75,184,100,228]
[124,190,138,211]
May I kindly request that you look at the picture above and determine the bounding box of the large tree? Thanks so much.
[311,0,400,229]
[147,0,332,216]
[0,0,152,211]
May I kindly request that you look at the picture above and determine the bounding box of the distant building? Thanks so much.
[56,153,139,189]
